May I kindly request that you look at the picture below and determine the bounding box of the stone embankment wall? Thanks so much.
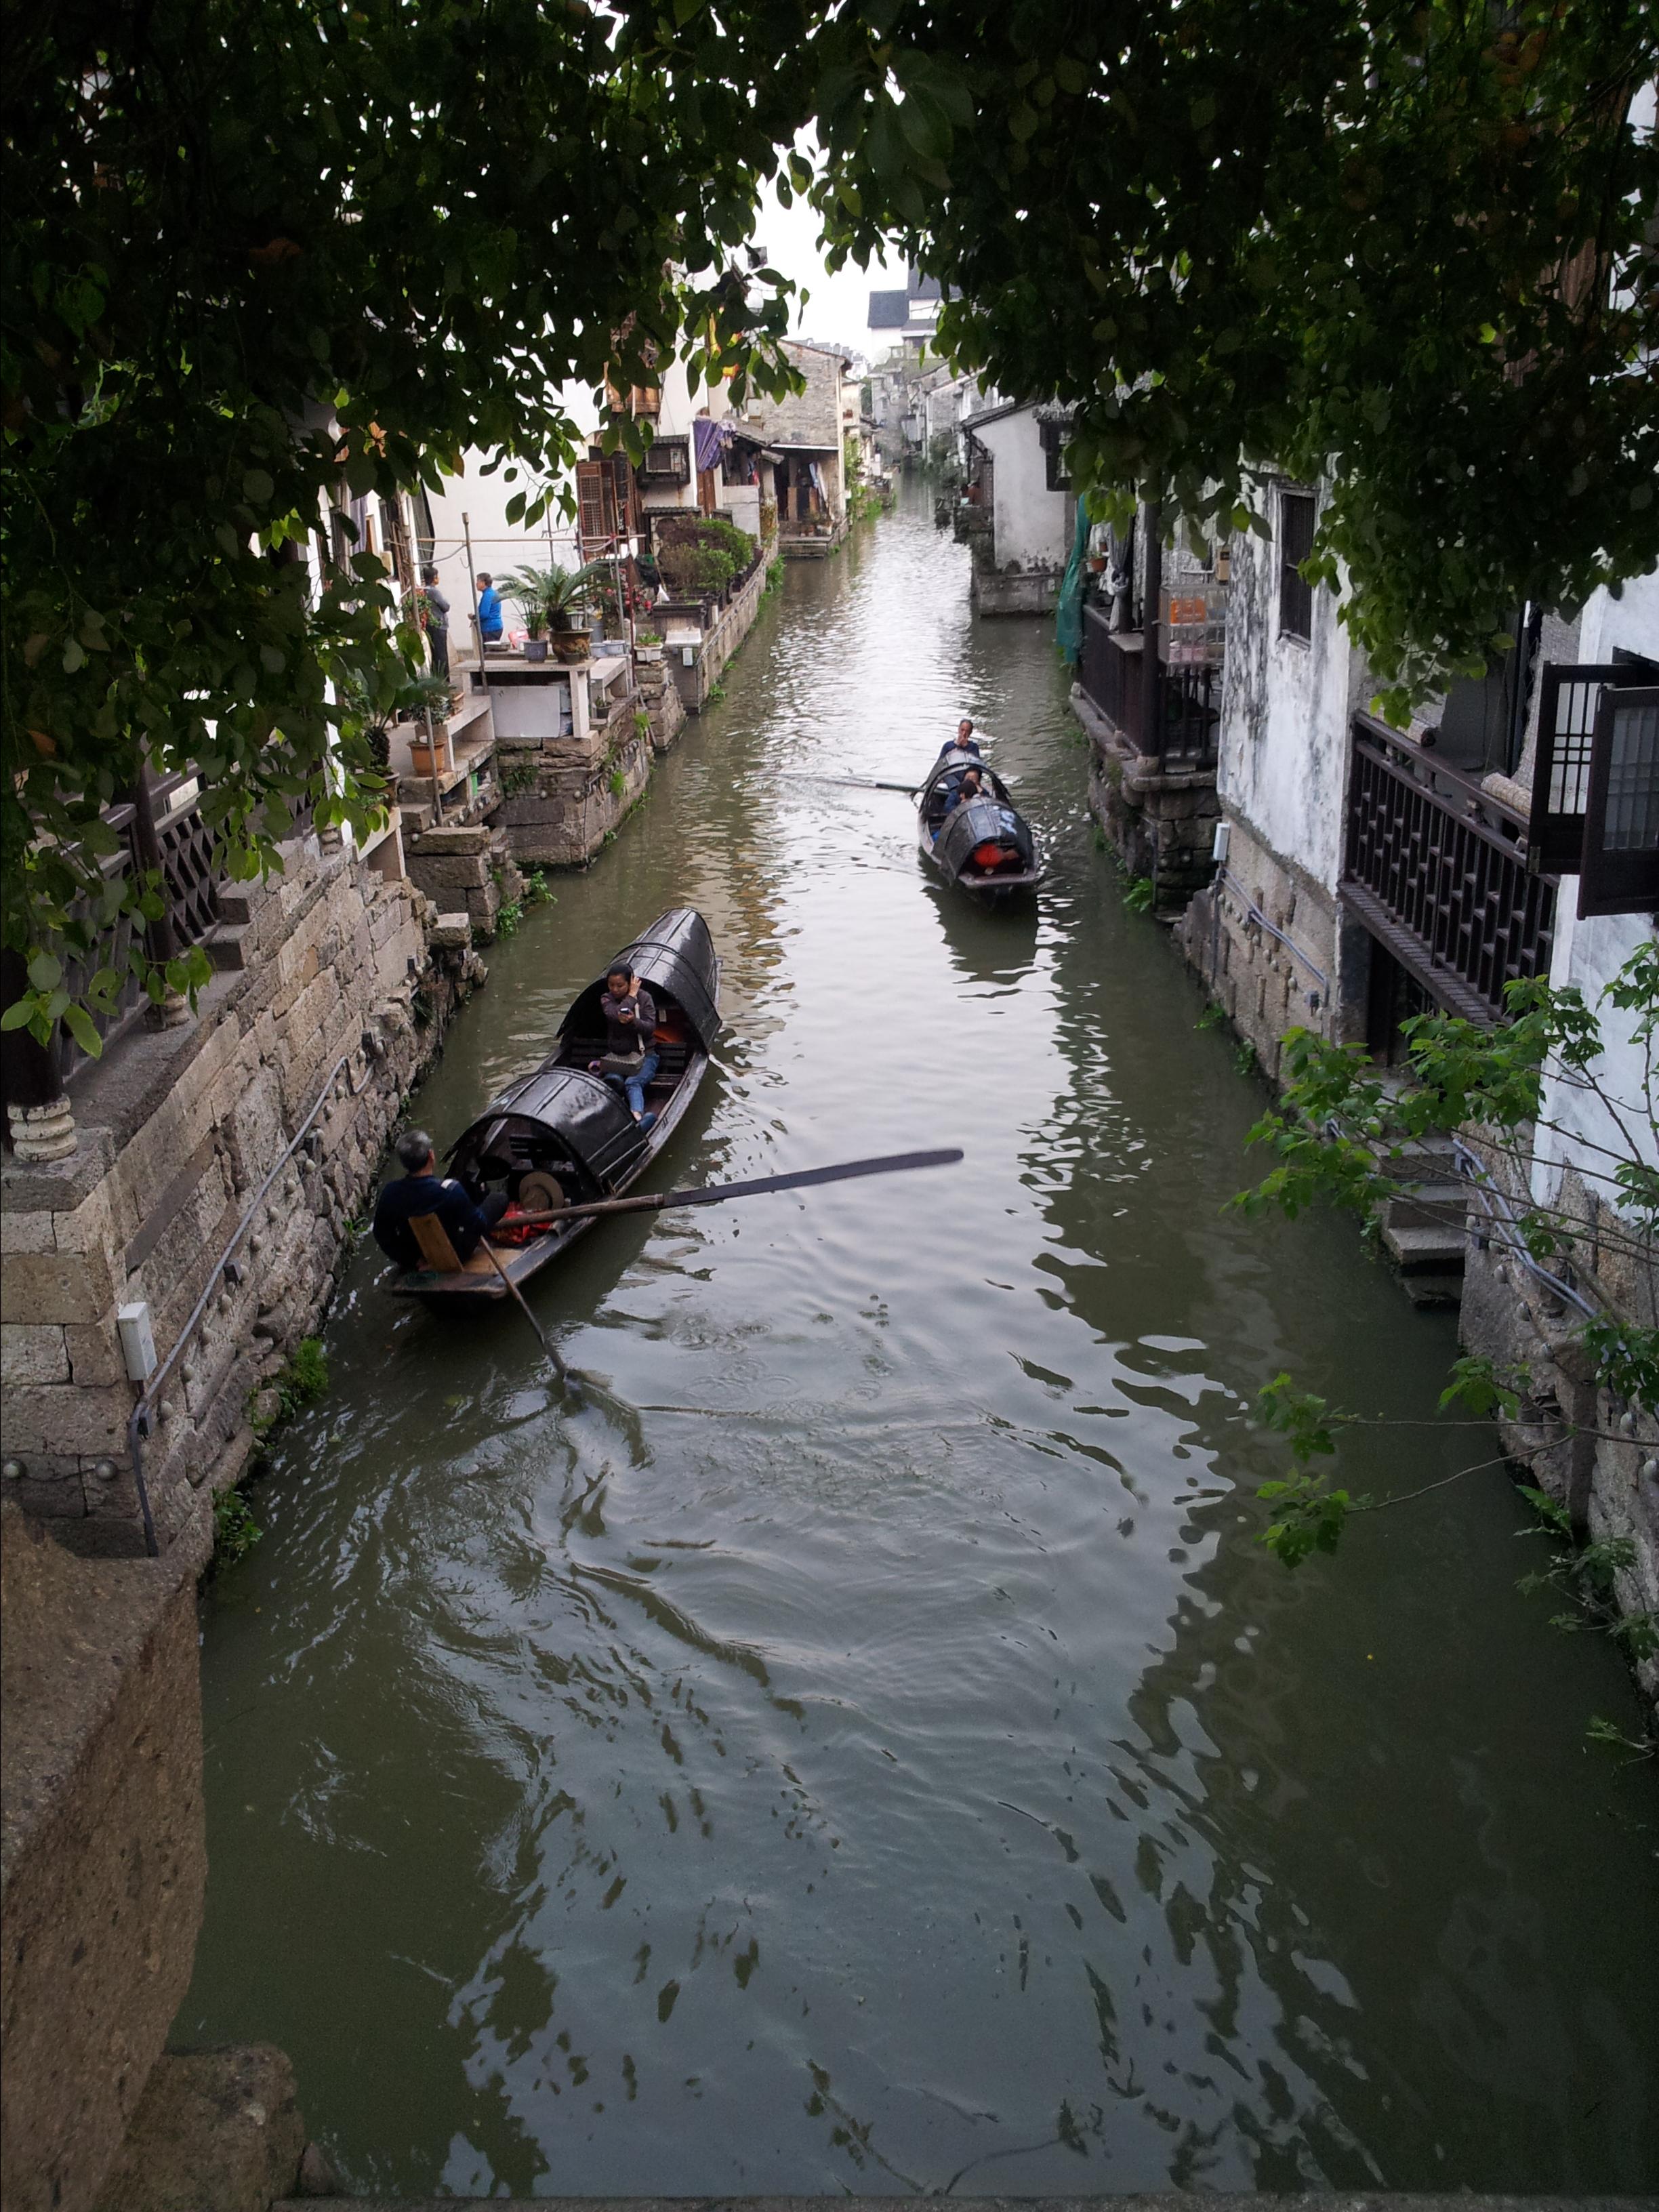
[404,823,522,940]
[1076,686,1221,918]
[1,1503,205,2212]
[0,842,482,1568]
[1458,1156,1659,1706]
[494,680,655,869]
[661,556,773,715]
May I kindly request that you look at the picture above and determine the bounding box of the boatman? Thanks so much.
[372,1130,509,1270]
[937,718,981,760]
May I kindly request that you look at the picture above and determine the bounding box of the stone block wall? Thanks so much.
[1078,690,1221,916]
[635,654,688,754]
[403,822,520,939]
[1,1504,206,2212]
[1172,807,1368,1080]
[495,711,655,869]
[1458,1156,1659,1708]
[1,846,483,1566]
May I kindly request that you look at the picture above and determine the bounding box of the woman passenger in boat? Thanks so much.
[947,762,988,814]
[594,964,659,1132]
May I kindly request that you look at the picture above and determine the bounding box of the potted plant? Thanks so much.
[508,562,607,663]
[523,607,549,662]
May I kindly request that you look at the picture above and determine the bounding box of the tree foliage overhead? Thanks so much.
[5,0,1658,1007]
[778,0,1659,709]
[1,0,803,1012]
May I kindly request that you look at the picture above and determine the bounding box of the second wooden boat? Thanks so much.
[391,906,720,1302]
[916,749,1042,900]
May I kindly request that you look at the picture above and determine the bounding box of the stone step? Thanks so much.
[205,924,252,972]
[1382,1183,1469,1233]
[1380,1219,1468,1272]
[1399,1268,1469,1309]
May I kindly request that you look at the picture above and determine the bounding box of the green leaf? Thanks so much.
[0,997,40,1031]
[61,1002,103,1057]
[62,638,86,673]
[242,468,275,503]
[26,952,62,991]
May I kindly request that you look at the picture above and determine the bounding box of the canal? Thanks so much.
[182,486,1659,2198]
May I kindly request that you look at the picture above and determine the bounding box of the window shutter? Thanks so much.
[1578,687,1659,918]
[576,459,612,553]
[1528,662,1652,874]
[607,451,638,536]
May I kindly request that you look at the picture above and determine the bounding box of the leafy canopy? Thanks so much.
[1,0,806,1009]
[781,0,1659,711]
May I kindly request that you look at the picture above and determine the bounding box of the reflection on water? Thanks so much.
[182,489,1659,2198]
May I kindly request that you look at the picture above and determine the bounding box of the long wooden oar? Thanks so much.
[794,773,920,795]
[503,1147,964,1232]
[480,1237,581,1399]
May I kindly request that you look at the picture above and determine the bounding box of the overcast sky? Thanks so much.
[750,177,904,365]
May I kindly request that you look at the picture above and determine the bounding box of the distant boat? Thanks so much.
[917,750,1042,901]
[391,907,720,1303]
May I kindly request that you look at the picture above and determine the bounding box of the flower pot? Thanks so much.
[411,739,452,777]
[1087,556,1107,573]
[550,631,588,664]
[525,638,550,663]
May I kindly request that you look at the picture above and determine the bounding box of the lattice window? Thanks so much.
[1580,687,1659,918]
[1278,491,1315,641]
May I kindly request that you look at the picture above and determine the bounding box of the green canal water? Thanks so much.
[182,487,1658,2198]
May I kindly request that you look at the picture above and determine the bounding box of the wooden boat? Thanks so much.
[391,907,720,1302]
[916,750,1042,899]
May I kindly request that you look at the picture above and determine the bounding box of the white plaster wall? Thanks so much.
[1533,571,1659,1209]
[1215,505,1363,896]
[973,409,1069,572]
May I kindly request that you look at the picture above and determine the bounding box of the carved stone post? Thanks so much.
[0,947,75,1160]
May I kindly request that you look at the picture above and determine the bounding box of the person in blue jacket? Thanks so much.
[475,573,504,646]
[372,1130,508,1269]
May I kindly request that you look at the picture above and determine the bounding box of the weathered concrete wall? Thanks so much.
[971,405,1070,577]
[663,556,771,712]
[972,564,1061,617]
[1,1505,205,2212]
[1,847,483,1566]
[1215,491,1368,899]
[494,708,654,869]
[747,340,844,457]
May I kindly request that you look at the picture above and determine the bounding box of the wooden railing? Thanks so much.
[5,772,319,1109]
[1344,716,1556,1023]
[1078,605,1219,767]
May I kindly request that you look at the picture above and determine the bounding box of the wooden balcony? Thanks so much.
[1078,604,1218,767]
[1344,715,1556,1023]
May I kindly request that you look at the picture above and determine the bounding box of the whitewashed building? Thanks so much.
[960,398,1075,615]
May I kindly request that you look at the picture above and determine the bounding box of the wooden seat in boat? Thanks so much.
[408,1212,498,1275]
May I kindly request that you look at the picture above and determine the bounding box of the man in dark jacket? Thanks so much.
[372,1130,508,1269]
[937,718,981,760]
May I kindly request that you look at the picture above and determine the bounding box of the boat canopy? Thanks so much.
[935,789,1036,880]
[558,905,722,1050]
[920,749,1014,806]
[447,1067,646,1193]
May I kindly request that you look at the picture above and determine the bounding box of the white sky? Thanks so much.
[750,177,904,367]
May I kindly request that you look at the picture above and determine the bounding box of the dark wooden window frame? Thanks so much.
[1039,418,1071,492]
[1277,489,1316,642]
[1579,684,1659,919]
[1528,657,1658,874]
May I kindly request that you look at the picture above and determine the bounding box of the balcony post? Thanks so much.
[0,947,76,1160]
[127,757,191,1029]
[1141,499,1162,760]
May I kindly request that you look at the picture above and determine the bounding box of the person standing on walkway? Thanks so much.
[421,566,451,680]
[476,573,504,648]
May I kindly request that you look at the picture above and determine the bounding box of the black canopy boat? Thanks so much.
[917,749,1042,900]
[392,907,720,1303]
